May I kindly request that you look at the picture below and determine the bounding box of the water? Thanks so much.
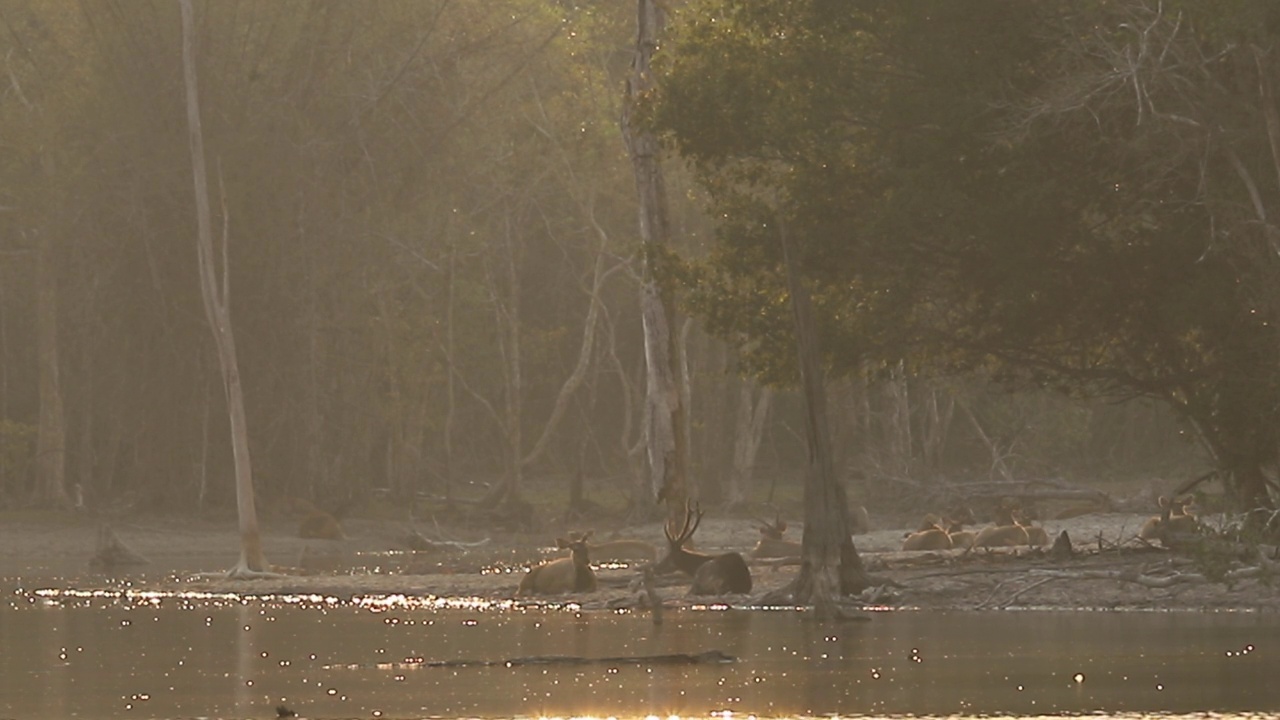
[0,583,1276,720]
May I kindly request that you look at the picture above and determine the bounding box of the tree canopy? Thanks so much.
[655,0,1280,506]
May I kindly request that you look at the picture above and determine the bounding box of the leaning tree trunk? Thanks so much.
[780,220,870,615]
[623,0,688,523]
[179,0,268,575]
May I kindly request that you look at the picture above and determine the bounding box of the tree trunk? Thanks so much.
[179,0,267,574]
[33,226,68,509]
[728,381,773,508]
[623,0,688,523]
[780,221,870,613]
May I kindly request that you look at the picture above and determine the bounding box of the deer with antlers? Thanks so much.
[654,503,753,595]
[750,513,802,559]
[516,532,597,596]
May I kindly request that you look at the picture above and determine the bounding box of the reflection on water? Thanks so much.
[0,585,1276,720]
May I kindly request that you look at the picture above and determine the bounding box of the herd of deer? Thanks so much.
[288,488,1205,598]
[517,503,753,597]
[900,494,1204,552]
[514,493,1206,597]
[900,500,1051,551]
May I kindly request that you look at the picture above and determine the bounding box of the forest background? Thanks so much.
[5,0,1272,531]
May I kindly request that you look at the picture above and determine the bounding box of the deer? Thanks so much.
[1139,495,1201,543]
[1015,507,1051,547]
[945,519,977,550]
[968,501,1030,548]
[750,513,802,558]
[566,531,658,563]
[516,532,597,596]
[653,503,753,595]
[902,514,954,551]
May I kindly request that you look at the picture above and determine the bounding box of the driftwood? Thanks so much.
[331,650,736,671]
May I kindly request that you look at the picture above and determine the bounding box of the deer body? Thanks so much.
[973,523,1030,547]
[655,504,752,595]
[1140,496,1200,542]
[902,524,953,551]
[1022,523,1050,547]
[517,534,597,596]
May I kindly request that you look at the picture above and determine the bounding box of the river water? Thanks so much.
[0,583,1275,720]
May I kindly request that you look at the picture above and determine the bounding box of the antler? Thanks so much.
[665,501,704,545]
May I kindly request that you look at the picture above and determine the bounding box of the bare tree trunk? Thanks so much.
[728,381,773,507]
[780,221,869,614]
[179,0,268,575]
[623,0,688,522]
[33,226,68,509]
[443,243,458,503]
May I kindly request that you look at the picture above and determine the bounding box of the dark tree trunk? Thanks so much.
[779,221,870,614]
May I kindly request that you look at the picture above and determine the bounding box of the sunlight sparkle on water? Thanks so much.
[28,586,533,612]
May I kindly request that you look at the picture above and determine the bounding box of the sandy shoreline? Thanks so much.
[2,509,1276,613]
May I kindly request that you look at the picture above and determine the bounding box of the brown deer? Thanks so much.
[902,515,953,551]
[969,498,1030,548]
[1139,495,1201,542]
[1015,508,1050,547]
[517,532,597,596]
[567,532,658,563]
[750,513,802,558]
[945,519,977,550]
[654,503,753,595]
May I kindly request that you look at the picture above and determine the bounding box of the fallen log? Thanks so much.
[328,650,736,672]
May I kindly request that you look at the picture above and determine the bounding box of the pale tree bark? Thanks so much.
[33,226,68,509]
[727,380,773,508]
[179,0,268,575]
[780,220,870,615]
[886,363,912,477]
[623,0,687,523]
[920,386,955,474]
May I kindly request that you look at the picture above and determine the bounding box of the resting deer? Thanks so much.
[517,532,597,596]
[1016,508,1050,547]
[750,513,802,558]
[971,501,1032,548]
[567,532,657,563]
[1139,495,1200,542]
[945,519,977,550]
[654,503,753,595]
[902,514,953,551]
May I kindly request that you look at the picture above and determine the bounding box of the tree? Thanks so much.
[179,0,267,575]
[655,0,1278,509]
[623,0,689,522]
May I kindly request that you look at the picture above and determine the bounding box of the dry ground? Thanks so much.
[3,500,1278,614]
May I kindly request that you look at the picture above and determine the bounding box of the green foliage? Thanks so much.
[656,0,1280,503]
